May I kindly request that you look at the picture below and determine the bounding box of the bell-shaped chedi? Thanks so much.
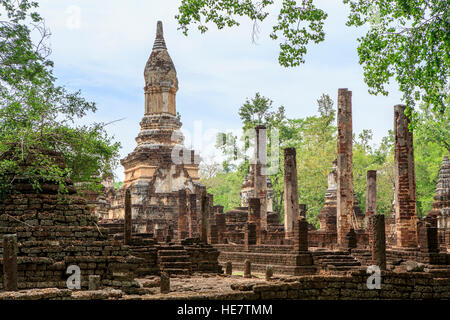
[144,21,178,101]
[113,21,202,234]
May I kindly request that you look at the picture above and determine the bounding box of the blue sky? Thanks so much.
[37,0,403,181]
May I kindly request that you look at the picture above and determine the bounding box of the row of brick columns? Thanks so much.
[335,89,421,250]
[178,189,204,241]
[173,191,228,244]
[122,187,206,244]
[278,89,426,264]
[121,95,429,254]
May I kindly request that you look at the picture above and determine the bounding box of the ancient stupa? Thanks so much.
[108,21,202,235]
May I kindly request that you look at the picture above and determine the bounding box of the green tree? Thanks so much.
[114,181,124,190]
[414,125,448,217]
[200,169,245,212]
[414,91,450,152]
[176,0,449,122]
[345,0,449,124]
[214,93,288,212]
[0,0,120,197]
[176,0,327,67]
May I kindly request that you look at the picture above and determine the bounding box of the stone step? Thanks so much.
[158,245,185,251]
[158,250,187,256]
[313,251,349,256]
[158,255,190,262]
[320,261,361,267]
[315,254,356,260]
[221,262,317,276]
[160,268,191,275]
[318,257,361,263]
[326,265,359,271]
[159,262,191,269]
[131,247,158,253]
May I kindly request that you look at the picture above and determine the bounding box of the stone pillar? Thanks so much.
[446,229,450,253]
[124,188,132,245]
[160,272,170,294]
[155,226,164,243]
[253,125,268,231]
[200,195,209,243]
[209,224,219,244]
[2,234,18,291]
[216,213,226,244]
[167,225,174,243]
[188,194,198,238]
[370,215,386,270]
[244,222,257,251]
[244,259,252,278]
[417,222,438,253]
[145,220,152,234]
[208,193,214,218]
[291,217,315,274]
[199,185,207,199]
[366,170,377,217]
[178,189,188,240]
[366,170,377,246]
[299,204,307,219]
[337,88,355,247]
[225,261,232,275]
[248,198,261,244]
[394,104,418,248]
[344,228,357,249]
[284,148,299,239]
[294,218,309,252]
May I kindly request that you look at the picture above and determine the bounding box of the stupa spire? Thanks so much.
[153,21,167,50]
[143,21,178,116]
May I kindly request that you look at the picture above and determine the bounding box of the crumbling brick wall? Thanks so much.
[0,191,142,291]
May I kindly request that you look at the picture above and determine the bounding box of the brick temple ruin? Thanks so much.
[94,21,205,238]
[0,21,449,300]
